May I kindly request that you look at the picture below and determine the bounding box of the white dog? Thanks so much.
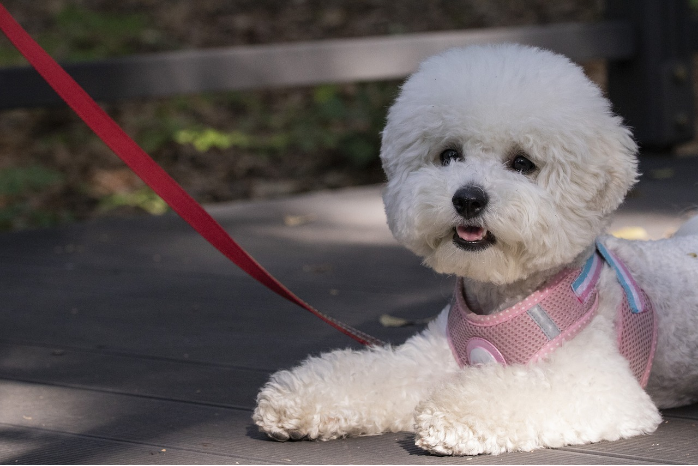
[253,44,698,455]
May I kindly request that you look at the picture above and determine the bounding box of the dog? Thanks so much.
[253,44,698,455]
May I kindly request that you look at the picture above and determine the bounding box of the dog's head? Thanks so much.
[380,44,638,285]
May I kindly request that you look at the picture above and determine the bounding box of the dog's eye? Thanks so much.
[440,149,463,166]
[510,154,536,174]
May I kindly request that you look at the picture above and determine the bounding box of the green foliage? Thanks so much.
[174,128,253,152]
[339,134,377,167]
[0,166,63,196]
[41,5,154,61]
[0,204,71,231]
[98,187,168,215]
[0,5,157,65]
[0,16,397,229]
[313,84,349,119]
[0,165,68,230]
[174,82,397,167]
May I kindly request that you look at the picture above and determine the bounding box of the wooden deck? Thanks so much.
[0,154,697,464]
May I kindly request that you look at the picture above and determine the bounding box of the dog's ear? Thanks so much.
[590,120,639,215]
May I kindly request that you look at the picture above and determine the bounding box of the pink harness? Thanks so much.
[447,242,657,387]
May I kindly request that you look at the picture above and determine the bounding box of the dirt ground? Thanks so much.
[0,0,657,231]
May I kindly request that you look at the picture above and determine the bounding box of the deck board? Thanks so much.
[0,153,697,463]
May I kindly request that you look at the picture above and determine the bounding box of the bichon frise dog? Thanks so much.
[253,43,698,455]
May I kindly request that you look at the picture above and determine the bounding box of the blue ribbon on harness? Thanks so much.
[595,241,644,314]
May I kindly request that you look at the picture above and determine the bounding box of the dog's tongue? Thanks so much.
[457,225,486,242]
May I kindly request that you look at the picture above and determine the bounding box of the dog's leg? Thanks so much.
[253,311,458,441]
[413,316,662,456]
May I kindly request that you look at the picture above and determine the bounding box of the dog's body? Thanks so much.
[253,44,698,455]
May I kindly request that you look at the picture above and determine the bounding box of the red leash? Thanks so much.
[0,4,384,347]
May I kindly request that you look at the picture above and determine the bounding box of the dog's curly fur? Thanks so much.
[253,44,698,455]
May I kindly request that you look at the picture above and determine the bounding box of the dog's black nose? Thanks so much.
[452,185,489,219]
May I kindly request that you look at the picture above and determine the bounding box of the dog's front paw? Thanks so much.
[252,394,304,442]
[253,378,320,441]
[414,401,490,456]
[414,399,532,456]
[253,369,352,442]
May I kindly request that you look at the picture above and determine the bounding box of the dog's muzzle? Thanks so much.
[451,185,496,251]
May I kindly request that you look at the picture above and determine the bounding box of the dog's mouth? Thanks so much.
[453,225,496,251]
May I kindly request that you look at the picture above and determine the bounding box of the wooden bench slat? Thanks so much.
[0,21,633,109]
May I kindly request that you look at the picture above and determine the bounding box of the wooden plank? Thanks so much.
[0,342,269,409]
[0,21,634,108]
[0,187,451,369]
[0,425,265,465]
[663,404,698,421]
[0,345,698,464]
[1,178,697,463]
[0,380,662,465]
[606,0,696,147]
[561,419,698,464]
[0,260,448,369]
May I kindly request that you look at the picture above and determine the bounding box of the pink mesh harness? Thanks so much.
[447,242,657,387]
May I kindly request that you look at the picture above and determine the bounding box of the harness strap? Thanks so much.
[0,4,384,347]
[596,241,645,314]
[447,258,600,367]
[448,245,657,387]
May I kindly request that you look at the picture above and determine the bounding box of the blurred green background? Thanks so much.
[0,1,645,230]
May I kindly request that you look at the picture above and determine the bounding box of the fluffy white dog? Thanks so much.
[253,44,698,455]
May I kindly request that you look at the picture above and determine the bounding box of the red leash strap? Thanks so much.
[0,4,384,347]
